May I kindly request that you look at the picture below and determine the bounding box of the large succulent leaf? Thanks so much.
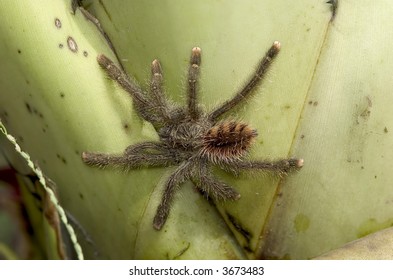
[315,226,393,260]
[260,0,393,259]
[0,0,244,259]
[1,0,392,259]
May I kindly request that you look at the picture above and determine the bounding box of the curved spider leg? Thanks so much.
[208,41,281,122]
[153,160,195,230]
[81,142,180,170]
[192,162,241,201]
[187,47,202,121]
[234,158,304,177]
[97,54,163,126]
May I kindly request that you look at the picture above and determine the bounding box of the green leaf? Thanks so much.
[1,0,392,259]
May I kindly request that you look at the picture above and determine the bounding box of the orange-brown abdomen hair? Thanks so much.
[201,121,258,163]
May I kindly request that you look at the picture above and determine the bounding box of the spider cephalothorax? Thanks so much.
[82,41,303,230]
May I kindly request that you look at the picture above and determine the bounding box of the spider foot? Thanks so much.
[81,151,120,168]
[153,204,168,230]
[271,158,304,175]
[235,157,304,176]
[286,158,304,170]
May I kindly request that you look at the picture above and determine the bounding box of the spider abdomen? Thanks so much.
[201,121,258,163]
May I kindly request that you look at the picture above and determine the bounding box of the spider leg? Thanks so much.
[208,41,281,122]
[149,59,172,123]
[125,142,185,164]
[97,54,147,110]
[81,142,179,170]
[234,158,304,176]
[187,47,202,120]
[153,160,194,230]
[192,162,241,201]
[124,141,169,154]
[97,54,162,125]
[76,5,125,72]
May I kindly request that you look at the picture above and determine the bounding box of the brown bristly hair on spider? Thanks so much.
[201,121,258,164]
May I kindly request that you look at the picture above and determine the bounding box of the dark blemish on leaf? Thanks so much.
[42,127,46,133]
[123,123,129,130]
[313,101,318,106]
[327,0,338,21]
[79,193,84,200]
[26,79,30,85]
[55,18,62,29]
[25,102,32,114]
[83,50,88,57]
[59,43,64,49]
[56,154,67,164]
[308,101,313,105]
[60,92,65,98]
[300,134,305,139]
[226,212,252,243]
[17,49,22,54]
[32,107,44,119]
[361,166,364,169]
[384,127,388,133]
[67,36,78,53]
[243,246,253,253]
[374,175,377,179]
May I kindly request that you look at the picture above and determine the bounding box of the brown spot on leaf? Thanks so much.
[54,18,62,29]
[67,36,78,53]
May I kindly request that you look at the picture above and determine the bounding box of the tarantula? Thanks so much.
[82,41,303,230]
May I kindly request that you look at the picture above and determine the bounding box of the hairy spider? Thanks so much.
[82,41,303,230]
